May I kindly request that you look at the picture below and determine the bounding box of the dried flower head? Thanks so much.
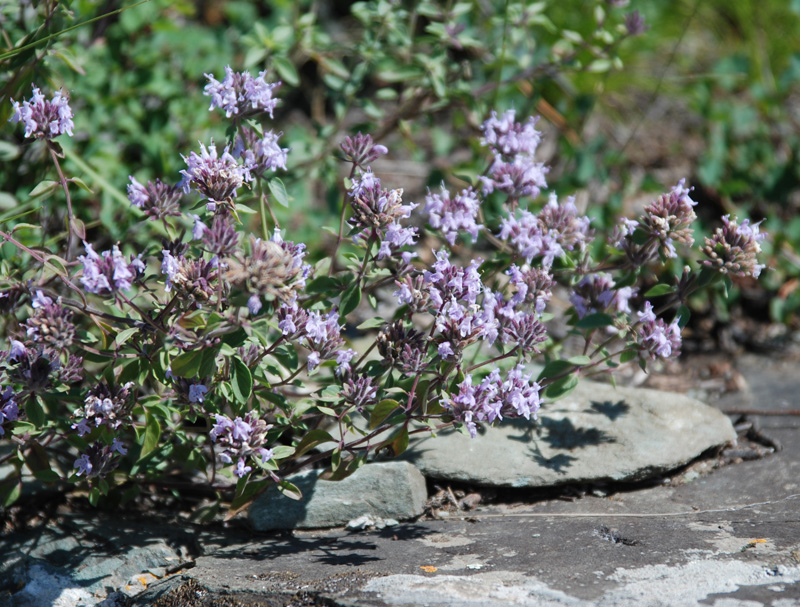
[9,85,74,139]
[701,215,767,278]
[127,177,183,222]
[204,66,280,118]
[225,234,309,311]
[377,321,427,373]
[23,300,76,352]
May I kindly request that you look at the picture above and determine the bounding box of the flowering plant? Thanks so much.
[0,71,766,515]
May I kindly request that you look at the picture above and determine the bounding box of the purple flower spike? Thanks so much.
[425,185,483,246]
[10,85,74,139]
[702,215,767,278]
[79,243,144,295]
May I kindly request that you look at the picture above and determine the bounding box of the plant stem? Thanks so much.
[47,141,76,260]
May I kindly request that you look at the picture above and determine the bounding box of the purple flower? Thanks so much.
[425,185,483,246]
[160,250,181,292]
[342,375,378,412]
[79,242,144,295]
[636,302,681,360]
[9,85,74,139]
[127,177,183,221]
[31,291,53,309]
[188,384,208,403]
[209,411,273,473]
[234,128,289,175]
[307,351,321,372]
[8,339,27,361]
[701,215,767,278]
[204,66,280,118]
[0,386,19,436]
[481,109,542,158]
[341,132,388,168]
[570,273,637,318]
[625,11,649,36]
[234,459,253,478]
[335,348,357,376]
[179,141,253,207]
[438,341,454,358]
[74,454,93,477]
[498,193,592,267]
[191,214,207,240]
[111,438,128,455]
[247,293,263,315]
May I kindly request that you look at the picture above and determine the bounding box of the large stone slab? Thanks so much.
[247,460,427,531]
[402,380,736,487]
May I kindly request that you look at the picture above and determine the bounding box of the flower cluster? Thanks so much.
[127,177,183,222]
[479,110,548,199]
[180,142,253,211]
[204,66,280,118]
[424,185,483,246]
[342,375,379,412]
[348,171,418,261]
[570,273,637,319]
[499,193,592,267]
[279,301,349,371]
[617,180,697,264]
[9,85,74,139]
[161,248,221,304]
[79,242,145,295]
[233,127,289,176]
[506,265,553,315]
[209,411,274,477]
[71,382,135,436]
[443,365,542,438]
[341,132,388,168]
[701,215,767,278]
[636,302,681,360]
[73,439,126,479]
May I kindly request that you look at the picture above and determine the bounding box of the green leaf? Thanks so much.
[369,399,400,429]
[294,430,334,457]
[231,356,253,404]
[356,317,386,330]
[388,427,409,457]
[620,349,637,363]
[273,56,300,86]
[25,398,45,428]
[676,305,691,329]
[270,445,295,460]
[317,405,337,417]
[575,313,615,329]
[537,359,575,382]
[0,478,21,507]
[544,373,579,400]
[644,283,675,297]
[33,469,61,484]
[277,480,303,500]
[139,410,161,460]
[268,177,290,207]
[566,355,592,366]
[114,327,139,347]
[339,281,362,316]
[29,180,59,199]
[170,349,204,377]
[69,177,93,193]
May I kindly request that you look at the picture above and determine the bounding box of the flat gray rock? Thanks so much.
[248,460,427,531]
[402,380,736,487]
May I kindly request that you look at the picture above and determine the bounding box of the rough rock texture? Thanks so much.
[402,380,736,487]
[247,461,427,531]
